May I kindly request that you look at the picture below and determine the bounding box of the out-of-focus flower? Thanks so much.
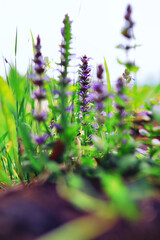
[91,82,108,111]
[121,4,135,39]
[32,89,46,100]
[97,64,104,79]
[28,35,50,146]
[32,110,48,122]
[30,133,48,145]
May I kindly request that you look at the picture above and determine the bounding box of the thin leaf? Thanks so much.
[37,215,115,240]
[15,28,18,57]
[30,30,35,55]
[104,57,111,91]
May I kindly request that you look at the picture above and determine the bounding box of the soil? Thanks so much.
[0,181,160,240]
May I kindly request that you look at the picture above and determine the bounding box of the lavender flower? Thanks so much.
[29,35,50,146]
[97,64,104,79]
[91,65,108,112]
[79,55,91,115]
[91,82,108,111]
[54,14,73,134]
[115,76,132,147]
[91,64,108,127]
[117,4,139,77]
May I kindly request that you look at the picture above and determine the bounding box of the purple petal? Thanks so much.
[32,110,48,122]
[30,133,48,145]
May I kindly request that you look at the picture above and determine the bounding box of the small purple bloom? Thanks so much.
[119,94,127,101]
[101,111,107,117]
[66,91,73,96]
[66,105,74,112]
[97,64,104,79]
[136,111,151,118]
[54,124,63,133]
[43,76,50,82]
[108,113,113,118]
[88,134,93,139]
[32,110,48,122]
[52,90,61,95]
[92,82,108,111]
[116,77,125,94]
[31,133,48,145]
[32,89,46,100]
[92,124,98,128]
[122,4,135,39]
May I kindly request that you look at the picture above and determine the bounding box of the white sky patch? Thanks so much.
[0,0,160,85]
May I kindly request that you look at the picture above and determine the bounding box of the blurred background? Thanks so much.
[0,0,159,85]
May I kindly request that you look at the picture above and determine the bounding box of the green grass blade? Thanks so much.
[30,30,35,55]
[0,77,22,178]
[104,57,111,91]
[15,28,18,57]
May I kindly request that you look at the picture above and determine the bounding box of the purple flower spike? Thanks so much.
[30,35,50,147]
[116,77,125,94]
[79,55,91,116]
[33,36,46,75]
[122,4,135,39]
[92,82,108,111]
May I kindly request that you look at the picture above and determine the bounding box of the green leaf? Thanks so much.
[0,77,22,177]
[38,214,114,240]
[104,57,111,91]
[8,67,27,102]
[100,172,139,220]
[117,59,139,73]
[0,168,12,186]
[30,30,35,55]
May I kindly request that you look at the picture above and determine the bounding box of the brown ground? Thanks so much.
[0,182,160,240]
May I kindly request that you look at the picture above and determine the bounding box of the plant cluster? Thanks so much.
[0,5,160,235]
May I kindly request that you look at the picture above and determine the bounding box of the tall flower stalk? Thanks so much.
[59,14,72,135]
[78,55,91,122]
[115,77,134,156]
[91,65,108,127]
[117,4,139,82]
[28,35,49,146]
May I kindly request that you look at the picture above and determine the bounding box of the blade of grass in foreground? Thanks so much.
[0,77,22,179]
[37,215,116,240]
[100,172,139,220]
